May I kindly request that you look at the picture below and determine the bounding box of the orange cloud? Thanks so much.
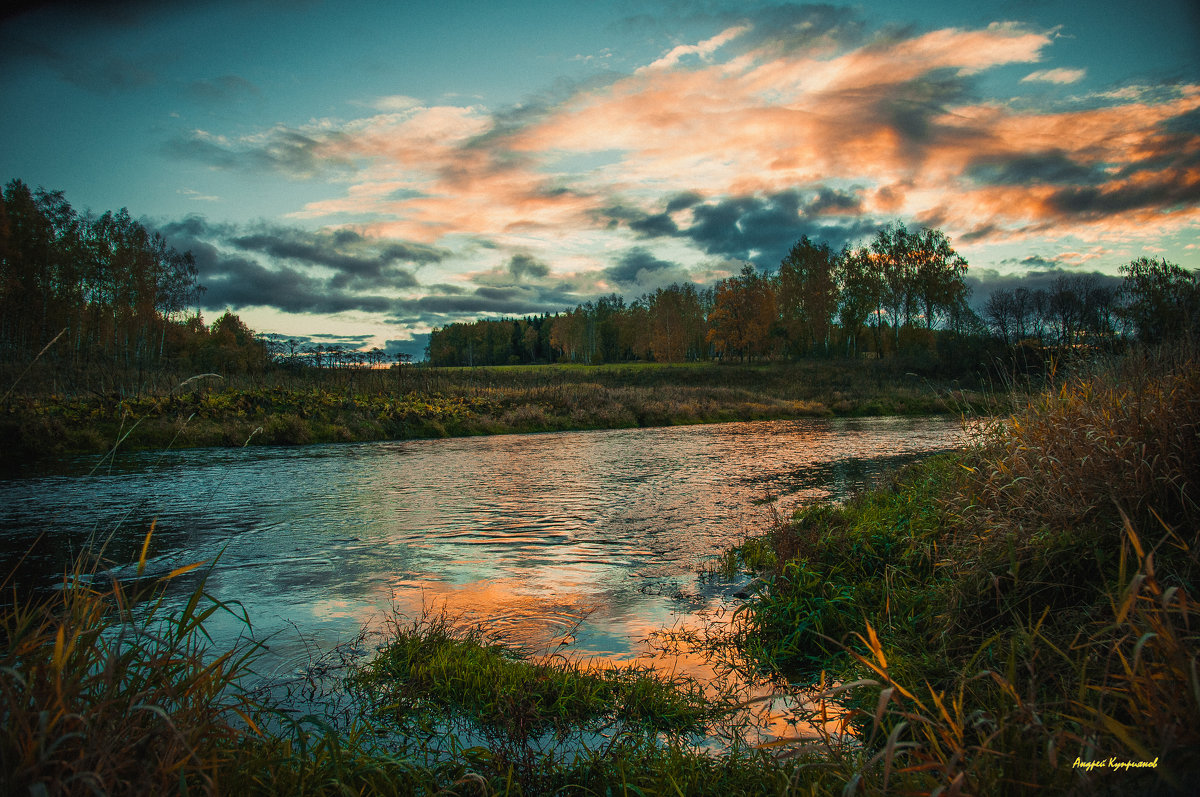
[273,21,1195,269]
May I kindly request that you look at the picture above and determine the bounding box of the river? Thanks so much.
[0,417,961,684]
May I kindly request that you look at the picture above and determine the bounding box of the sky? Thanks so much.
[2,0,1198,357]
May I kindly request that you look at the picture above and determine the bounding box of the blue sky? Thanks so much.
[3,0,1198,356]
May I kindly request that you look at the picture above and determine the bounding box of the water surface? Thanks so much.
[0,417,961,681]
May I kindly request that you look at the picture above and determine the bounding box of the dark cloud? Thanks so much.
[603,248,686,288]
[261,331,375,349]
[163,128,355,179]
[680,189,876,265]
[154,215,438,316]
[967,266,1124,310]
[967,151,1103,186]
[0,1,184,90]
[600,188,877,266]
[387,292,567,322]
[1,36,160,92]
[425,282,469,295]
[629,212,680,238]
[195,253,392,314]
[1045,171,1200,218]
[955,223,1001,244]
[228,224,443,292]
[384,334,431,360]
[877,73,973,149]
[808,187,862,214]
[664,191,704,213]
[506,253,551,280]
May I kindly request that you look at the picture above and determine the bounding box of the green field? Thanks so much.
[1,359,993,467]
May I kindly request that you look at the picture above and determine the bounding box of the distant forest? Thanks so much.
[0,179,267,376]
[427,231,1200,368]
[2,179,1197,379]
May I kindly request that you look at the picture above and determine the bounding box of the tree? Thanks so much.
[870,222,917,349]
[1120,257,1200,344]
[837,246,882,357]
[907,226,969,331]
[778,236,840,357]
[707,265,777,361]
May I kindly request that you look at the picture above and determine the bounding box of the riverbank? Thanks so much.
[10,346,1187,794]
[726,342,1200,793]
[0,359,991,468]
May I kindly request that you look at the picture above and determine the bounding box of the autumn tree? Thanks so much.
[706,265,777,361]
[777,236,840,357]
[1120,257,1200,344]
[836,245,882,357]
[907,226,969,331]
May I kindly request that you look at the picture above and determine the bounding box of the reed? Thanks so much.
[0,553,261,795]
[732,341,1200,794]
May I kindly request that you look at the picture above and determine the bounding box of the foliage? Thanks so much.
[0,553,260,795]
[735,342,1200,794]
[0,179,204,369]
[1119,256,1200,345]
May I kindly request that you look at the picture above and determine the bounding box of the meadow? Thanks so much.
[0,358,991,468]
[5,342,1195,794]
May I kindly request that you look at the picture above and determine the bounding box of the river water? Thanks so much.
[0,417,961,685]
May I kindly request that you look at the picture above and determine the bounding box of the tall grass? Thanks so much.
[1,552,810,795]
[0,555,261,795]
[735,341,1200,794]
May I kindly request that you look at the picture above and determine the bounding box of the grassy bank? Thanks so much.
[1,359,990,465]
[724,342,1200,793]
[0,555,801,796]
[10,347,1188,794]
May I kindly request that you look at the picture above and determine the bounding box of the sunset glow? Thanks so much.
[2,0,1196,357]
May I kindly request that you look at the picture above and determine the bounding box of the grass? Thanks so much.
[10,340,1194,793]
[0,551,261,795]
[1,547,806,795]
[2,359,992,467]
[729,340,1200,794]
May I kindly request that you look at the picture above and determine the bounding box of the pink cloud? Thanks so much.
[277,21,1195,264]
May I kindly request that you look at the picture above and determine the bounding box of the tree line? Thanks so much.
[0,179,271,378]
[4,180,1196,379]
[429,224,1198,368]
[429,224,975,366]
[984,258,1200,349]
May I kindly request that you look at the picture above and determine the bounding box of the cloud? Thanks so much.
[967,265,1124,309]
[156,216,446,315]
[154,12,1198,302]
[163,127,357,179]
[966,151,1103,186]
[2,36,161,92]
[1022,67,1087,84]
[506,253,551,280]
[638,24,749,73]
[384,334,430,359]
[602,248,688,289]
[604,188,876,266]
[177,187,220,202]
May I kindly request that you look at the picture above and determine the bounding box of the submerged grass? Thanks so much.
[1,551,805,795]
[351,611,714,740]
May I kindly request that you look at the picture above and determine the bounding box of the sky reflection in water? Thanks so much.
[1,417,962,698]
